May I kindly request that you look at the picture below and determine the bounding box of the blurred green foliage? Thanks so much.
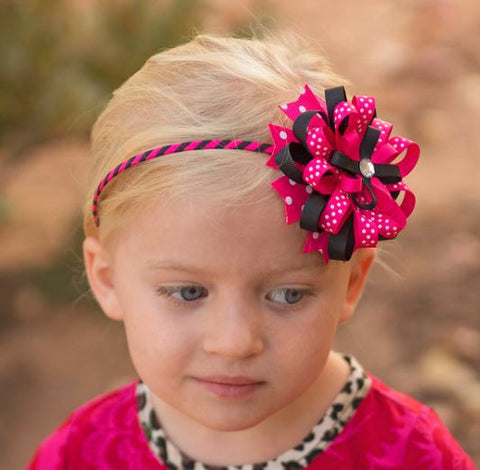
[0,0,208,155]
[0,0,274,305]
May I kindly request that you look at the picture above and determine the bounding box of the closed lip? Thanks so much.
[194,376,264,385]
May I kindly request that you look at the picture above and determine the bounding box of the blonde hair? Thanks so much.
[83,29,350,252]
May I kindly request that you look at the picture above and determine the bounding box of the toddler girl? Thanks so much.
[27,30,475,469]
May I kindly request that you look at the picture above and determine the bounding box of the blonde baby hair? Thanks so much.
[82,28,350,254]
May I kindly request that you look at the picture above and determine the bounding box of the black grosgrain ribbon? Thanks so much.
[274,86,402,261]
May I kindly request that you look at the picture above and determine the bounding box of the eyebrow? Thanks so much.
[144,260,325,275]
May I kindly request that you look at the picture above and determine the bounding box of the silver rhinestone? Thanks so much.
[359,158,375,178]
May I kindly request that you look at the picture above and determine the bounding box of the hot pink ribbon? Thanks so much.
[266,84,419,263]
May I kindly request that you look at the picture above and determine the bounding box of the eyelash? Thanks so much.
[155,285,315,310]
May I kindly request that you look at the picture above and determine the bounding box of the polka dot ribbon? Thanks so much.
[266,84,420,262]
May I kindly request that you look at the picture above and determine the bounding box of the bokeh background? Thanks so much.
[1,0,479,468]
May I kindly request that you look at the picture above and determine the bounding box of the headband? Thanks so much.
[91,84,419,262]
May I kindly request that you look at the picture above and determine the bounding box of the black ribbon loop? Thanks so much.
[330,151,358,175]
[292,111,319,146]
[299,192,327,232]
[373,164,401,184]
[360,126,380,160]
[274,143,308,183]
[328,213,355,261]
[325,86,347,132]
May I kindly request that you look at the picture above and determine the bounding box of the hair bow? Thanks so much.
[266,84,419,262]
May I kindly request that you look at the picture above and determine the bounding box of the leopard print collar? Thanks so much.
[136,353,371,470]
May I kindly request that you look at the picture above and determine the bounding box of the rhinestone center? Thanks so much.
[359,158,375,178]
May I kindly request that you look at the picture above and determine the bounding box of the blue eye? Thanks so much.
[268,288,309,305]
[156,285,313,309]
[156,285,206,304]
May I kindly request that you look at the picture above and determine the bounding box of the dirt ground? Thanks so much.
[1,1,479,468]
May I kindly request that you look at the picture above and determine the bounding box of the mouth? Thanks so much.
[197,375,263,385]
[192,376,266,398]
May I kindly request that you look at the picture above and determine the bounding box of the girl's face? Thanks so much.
[84,192,373,433]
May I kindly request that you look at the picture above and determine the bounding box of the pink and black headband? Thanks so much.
[92,84,419,262]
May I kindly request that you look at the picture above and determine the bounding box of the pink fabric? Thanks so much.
[27,373,476,470]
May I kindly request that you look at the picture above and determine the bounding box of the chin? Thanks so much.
[190,407,274,432]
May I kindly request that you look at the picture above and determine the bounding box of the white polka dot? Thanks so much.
[285,196,293,205]
[289,179,296,185]
[280,104,288,110]
[299,105,306,113]
[280,131,287,139]
[306,186,313,194]
[313,232,319,239]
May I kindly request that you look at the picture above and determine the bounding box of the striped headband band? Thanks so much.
[91,84,419,262]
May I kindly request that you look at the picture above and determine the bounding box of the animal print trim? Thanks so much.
[136,353,371,470]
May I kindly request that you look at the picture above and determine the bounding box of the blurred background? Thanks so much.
[0,0,479,468]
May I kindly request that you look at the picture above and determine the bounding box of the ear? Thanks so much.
[338,248,376,325]
[83,236,124,321]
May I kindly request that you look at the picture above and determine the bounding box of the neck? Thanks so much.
[149,351,351,466]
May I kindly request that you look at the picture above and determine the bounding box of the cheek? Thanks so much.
[272,309,339,382]
[119,295,196,381]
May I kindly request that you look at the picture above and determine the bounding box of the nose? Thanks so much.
[202,293,265,358]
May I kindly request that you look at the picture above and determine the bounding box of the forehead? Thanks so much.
[115,193,327,277]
